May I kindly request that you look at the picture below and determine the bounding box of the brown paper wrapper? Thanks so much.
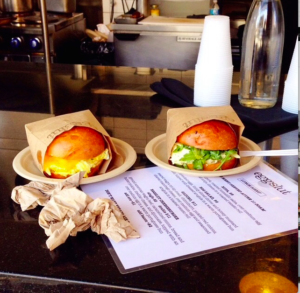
[11,172,140,251]
[11,171,84,211]
[25,110,123,178]
[39,189,140,251]
[166,106,245,159]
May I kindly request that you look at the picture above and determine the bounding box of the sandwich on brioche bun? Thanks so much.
[43,126,109,179]
[169,120,239,171]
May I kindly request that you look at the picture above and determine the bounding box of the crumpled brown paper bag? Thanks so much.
[11,172,83,211]
[11,172,140,251]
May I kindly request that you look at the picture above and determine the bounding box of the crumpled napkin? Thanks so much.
[11,172,84,211]
[11,172,140,250]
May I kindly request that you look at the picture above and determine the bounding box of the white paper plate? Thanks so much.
[13,138,137,185]
[145,134,262,177]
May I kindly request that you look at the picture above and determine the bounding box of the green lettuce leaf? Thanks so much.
[172,144,239,171]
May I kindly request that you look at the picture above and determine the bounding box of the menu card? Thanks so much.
[81,162,297,273]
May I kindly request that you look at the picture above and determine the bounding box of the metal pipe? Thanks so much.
[39,0,55,114]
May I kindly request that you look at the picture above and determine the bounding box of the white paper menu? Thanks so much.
[81,162,297,273]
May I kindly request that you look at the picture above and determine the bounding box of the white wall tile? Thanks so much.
[146,129,165,141]
[114,118,147,129]
[102,0,113,13]
[99,116,114,128]
[114,128,147,140]
[103,12,112,24]
[146,120,166,132]
[118,138,147,148]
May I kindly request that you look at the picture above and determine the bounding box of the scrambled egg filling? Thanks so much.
[170,143,239,170]
[44,149,109,178]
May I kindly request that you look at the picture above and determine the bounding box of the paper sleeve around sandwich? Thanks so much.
[166,106,245,159]
[25,110,124,177]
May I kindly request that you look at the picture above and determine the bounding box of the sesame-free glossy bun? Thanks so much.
[177,120,237,151]
[43,126,107,179]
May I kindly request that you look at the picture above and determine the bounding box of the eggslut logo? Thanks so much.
[254,172,291,195]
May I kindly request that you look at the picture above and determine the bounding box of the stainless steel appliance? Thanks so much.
[0,0,34,14]
[111,0,211,70]
[148,0,210,17]
[0,11,86,63]
[112,17,204,70]
[112,16,244,70]
[37,0,76,13]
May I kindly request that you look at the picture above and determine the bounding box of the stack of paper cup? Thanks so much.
[194,15,233,107]
[279,130,298,181]
[281,38,298,114]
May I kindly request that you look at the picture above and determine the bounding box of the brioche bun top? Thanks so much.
[177,120,237,150]
[43,126,108,179]
[45,126,106,161]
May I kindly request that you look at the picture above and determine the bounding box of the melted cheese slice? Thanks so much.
[44,149,109,178]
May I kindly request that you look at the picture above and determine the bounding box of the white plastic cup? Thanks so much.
[285,39,298,84]
[197,15,232,68]
[194,66,233,93]
[282,81,298,114]
[194,15,233,107]
[281,38,298,114]
[280,130,298,181]
[194,64,233,107]
[195,63,233,79]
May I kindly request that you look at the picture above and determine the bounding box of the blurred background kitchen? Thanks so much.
[0,0,297,70]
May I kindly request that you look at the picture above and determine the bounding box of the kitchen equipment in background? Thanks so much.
[137,0,148,16]
[0,14,15,25]
[238,0,285,109]
[113,0,145,25]
[77,0,102,29]
[112,16,204,70]
[0,0,33,14]
[114,14,143,24]
[149,0,210,17]
[37,0,76,13]
[0,11,86,63]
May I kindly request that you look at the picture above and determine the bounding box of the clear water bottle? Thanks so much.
[238,0,285,109]
[210,0,220,15]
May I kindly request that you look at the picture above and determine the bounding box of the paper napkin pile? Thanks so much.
[12,172,140,251]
